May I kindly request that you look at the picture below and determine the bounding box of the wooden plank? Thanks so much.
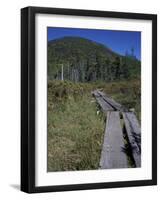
[100,111,128,169]
[95,96,114,113]
[122,112,141,167]
[97,90,126,111]
[92,91,114,112]
[124,112,141,151]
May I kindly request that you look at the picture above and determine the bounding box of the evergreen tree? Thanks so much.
[122,57,130,79]
[112,56,121,80]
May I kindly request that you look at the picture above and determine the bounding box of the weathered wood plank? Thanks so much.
[122,112,141,167]
[97,90,127,111]
[124,112,141,151]
[95,96,114,113]
[92,91,114,112]
[100,111,128,169]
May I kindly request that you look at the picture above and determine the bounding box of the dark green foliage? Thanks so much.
[48,36,140,82]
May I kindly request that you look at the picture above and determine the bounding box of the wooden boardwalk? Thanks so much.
[122,112,141,167]
[92,91,114,113]
[100,112,128,169]
[92,90,141,169]
[97,90,125,111]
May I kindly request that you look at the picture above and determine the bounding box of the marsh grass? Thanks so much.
[97,80,141,122]
[47,79,140,171]
[48,91,105,171]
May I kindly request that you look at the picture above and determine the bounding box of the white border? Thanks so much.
[35,14,152,186]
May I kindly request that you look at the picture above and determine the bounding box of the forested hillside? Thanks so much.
[48,36,140,82]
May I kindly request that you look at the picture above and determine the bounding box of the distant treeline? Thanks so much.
[48,37,140,82]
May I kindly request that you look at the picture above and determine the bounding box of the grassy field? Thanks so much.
[101,80,141,122]
[47,79,141,171]
[48,81,105,171]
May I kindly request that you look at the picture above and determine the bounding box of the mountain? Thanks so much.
[48,36,140,82]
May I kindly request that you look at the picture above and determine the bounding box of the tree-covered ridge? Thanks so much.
[48,36,140,82]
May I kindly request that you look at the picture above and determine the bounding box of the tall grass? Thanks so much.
[48,82,105,171]
[102,80,141,121]
[47,79,141,171]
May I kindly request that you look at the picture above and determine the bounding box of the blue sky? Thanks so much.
[48,27,141,60]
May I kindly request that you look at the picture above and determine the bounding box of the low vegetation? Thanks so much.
[48,80,141,171]
[101,79,141,121]
[48,81,105,171]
